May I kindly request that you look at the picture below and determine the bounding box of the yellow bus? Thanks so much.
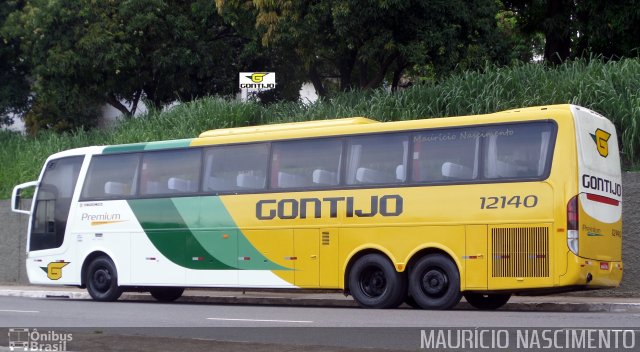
[11,104,622,309]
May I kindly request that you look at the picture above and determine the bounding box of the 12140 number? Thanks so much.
[480,195,538,209]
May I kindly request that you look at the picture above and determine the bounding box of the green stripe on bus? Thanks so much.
[144,139,193,151]
[172,197,238,268]
[128,196,290,271]
[128,198,234,270]
[174,197,289,271]
[103,143,148,154]
[102,139,193,154]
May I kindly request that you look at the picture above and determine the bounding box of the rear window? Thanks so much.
[482,122,555,180]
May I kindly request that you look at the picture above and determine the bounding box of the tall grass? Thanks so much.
[1,58,639,198]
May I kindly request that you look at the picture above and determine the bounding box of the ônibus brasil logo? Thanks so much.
[590,128,611,158]
[8,328,72,351]
[239,72,276,89]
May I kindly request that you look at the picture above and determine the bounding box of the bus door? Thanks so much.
[291,228,340,288]
[293,229,320,287]
[16,156,84,284]
[29,157,83,253]
[465,225,488,290]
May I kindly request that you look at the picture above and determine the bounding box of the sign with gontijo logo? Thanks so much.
[590,128,611,157]
[239,72,276,90]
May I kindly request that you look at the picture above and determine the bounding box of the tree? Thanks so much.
[574,1,640,59]
[503,0,574,65]
[0,0,30,127]
[4,0,244,131]
[504,0,640,64]
[219,0,507,97]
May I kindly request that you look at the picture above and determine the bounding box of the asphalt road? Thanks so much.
[1,296,639,351]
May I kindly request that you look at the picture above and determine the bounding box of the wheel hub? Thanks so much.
[422,269,448,297]
[360,268,387,298]
[93,268,111,292]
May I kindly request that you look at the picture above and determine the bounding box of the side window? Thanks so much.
[412,129,479,182]
[271,138,342,189]
[140,149,202,196]
[483,122,555,179]
[203,143,269,192]
[81,154,140,199]
[346,134,409,185]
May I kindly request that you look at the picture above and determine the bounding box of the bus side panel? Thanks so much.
[221,182,555,292]
[124,196,296,288]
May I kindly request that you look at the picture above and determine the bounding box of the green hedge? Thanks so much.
[1,58,639,199]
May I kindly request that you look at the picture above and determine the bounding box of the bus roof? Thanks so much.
[198,117,378,138]
[191,104,574,147]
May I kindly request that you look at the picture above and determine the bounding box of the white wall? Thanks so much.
[98,100,148,128]
[4,115,24,132]
[3,83,320,133]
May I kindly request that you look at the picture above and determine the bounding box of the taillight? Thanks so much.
[567,195,579,255]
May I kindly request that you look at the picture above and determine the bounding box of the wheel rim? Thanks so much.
[420,267,449,298]
[92,266,112,293]
[359,266,387,298]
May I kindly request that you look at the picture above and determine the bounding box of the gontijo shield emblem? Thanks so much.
[590,128,611,157]
[42,262,70,280]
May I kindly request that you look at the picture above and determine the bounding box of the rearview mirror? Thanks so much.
[11,181,38,215]
[14,188,21,210]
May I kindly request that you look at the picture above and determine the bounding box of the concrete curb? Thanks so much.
[498,301,640,313]
[0,289,91,300]
[1,288,640,312]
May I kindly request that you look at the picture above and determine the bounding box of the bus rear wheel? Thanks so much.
[349,253,406,309]
[464,293,511,310]
[408,254,461,310]
[150,287,185,302]
[86,256,123,302]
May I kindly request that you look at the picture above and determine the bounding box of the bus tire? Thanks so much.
[86,256,123,302]
[464,293,511,310]
[150,287,185,302]
[408,254,462,310]
[348,253,406,309]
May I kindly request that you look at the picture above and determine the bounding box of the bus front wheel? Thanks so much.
[150,287,185,302]
[349,253,406,309]
[86,256,123,302]
[464,293,511,310]
[408,254,462,310]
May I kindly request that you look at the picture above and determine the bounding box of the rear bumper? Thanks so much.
[561,252,623,288]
